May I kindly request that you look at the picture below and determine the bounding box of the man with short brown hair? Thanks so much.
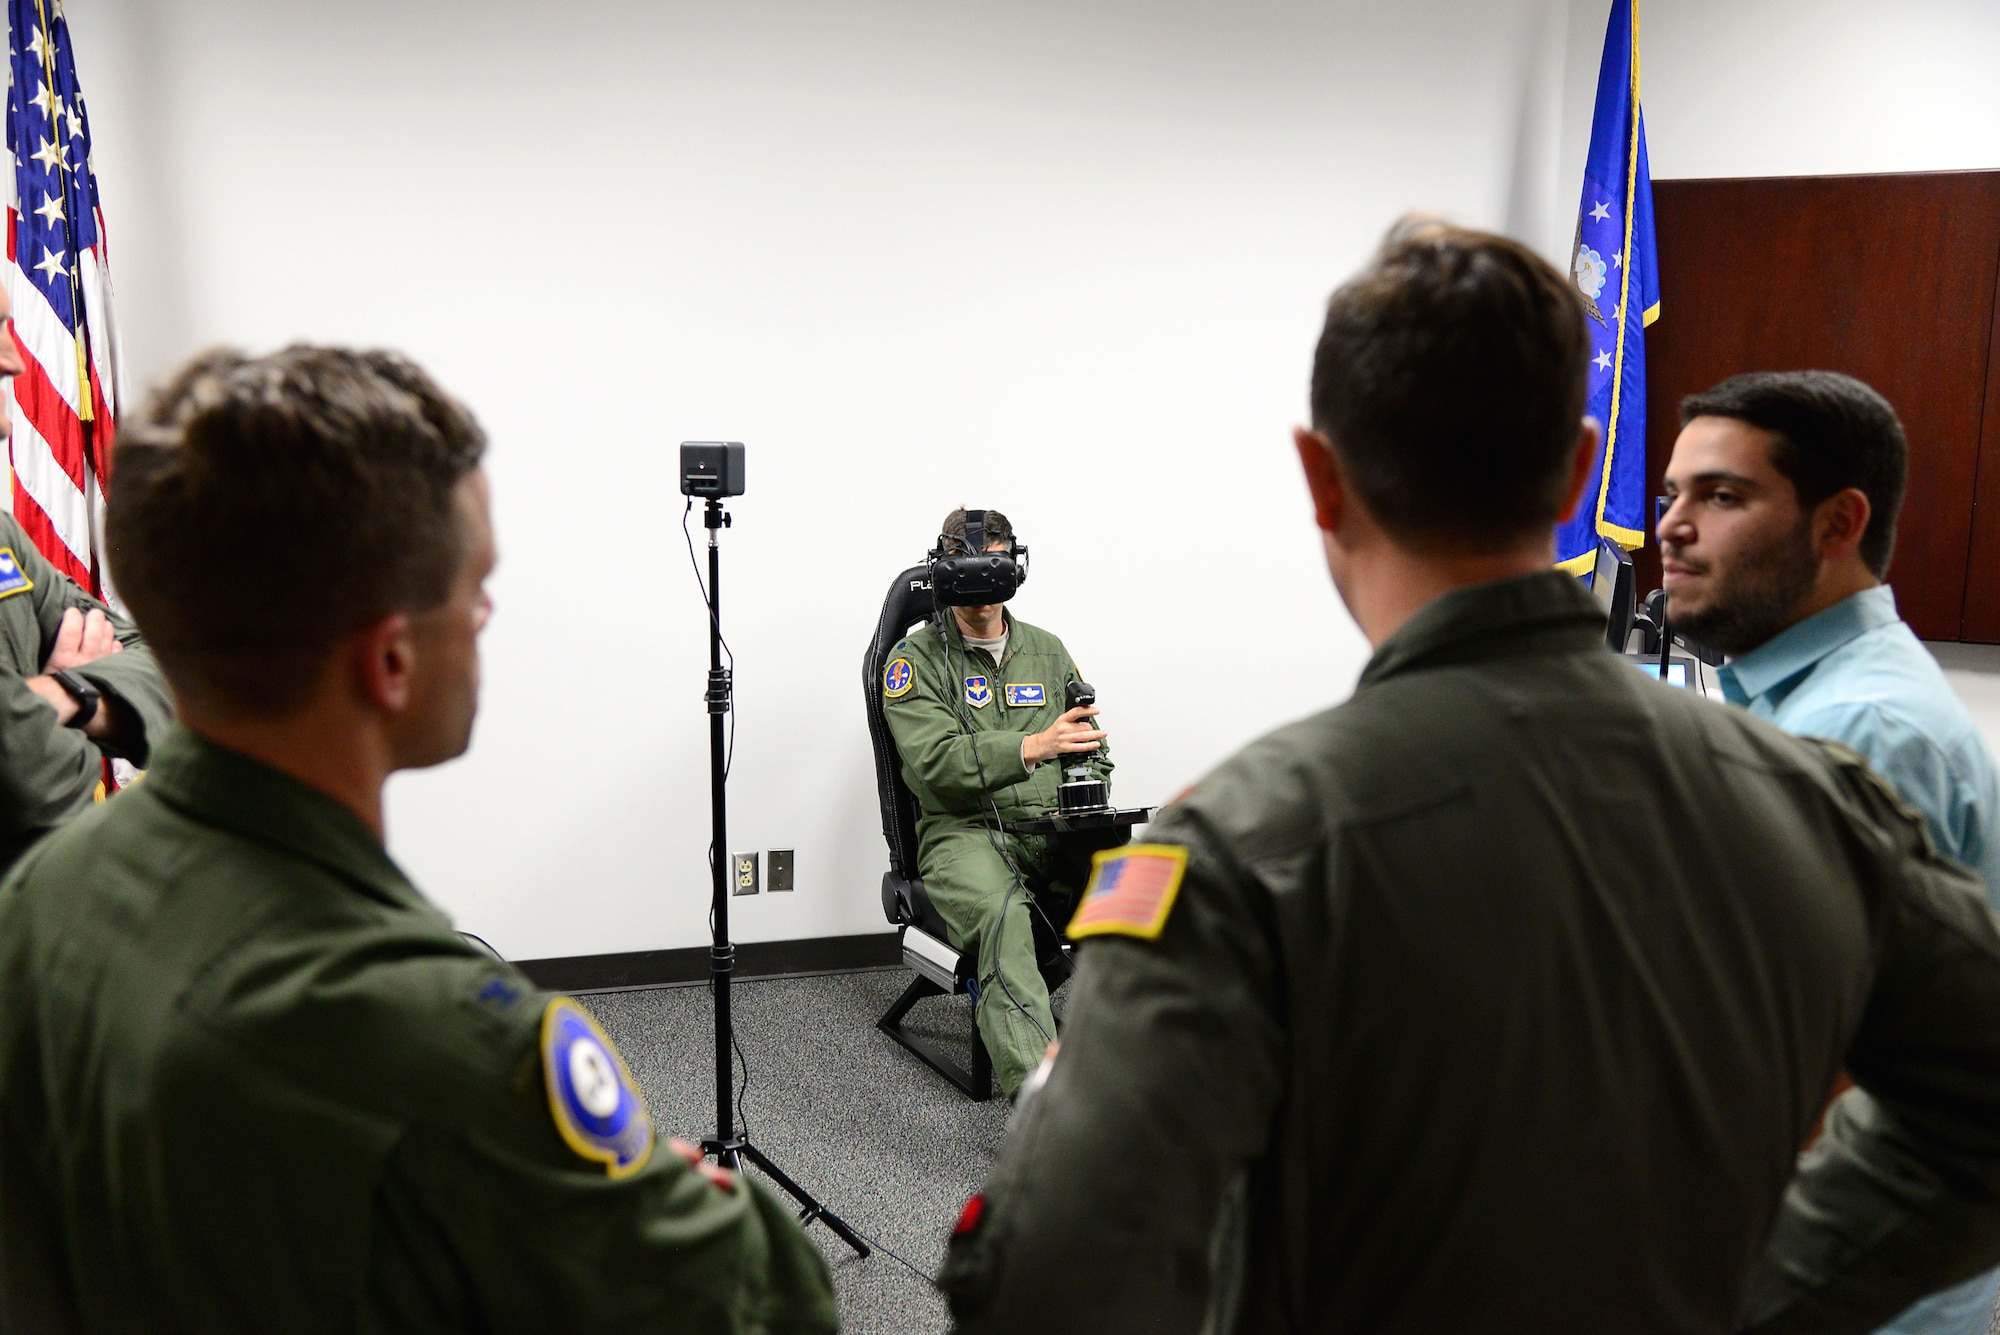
[941,220,2000,1333]
[0,346,837,1333]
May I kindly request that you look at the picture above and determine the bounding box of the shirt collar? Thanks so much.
[1716,585,1900,706]
[1358,570,1607,690]
[139,727,428,912]
[941,607,1012,661]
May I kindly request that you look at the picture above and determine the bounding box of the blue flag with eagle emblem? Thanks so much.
[1557,0,1659,573]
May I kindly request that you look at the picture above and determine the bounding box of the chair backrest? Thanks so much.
[863,565,939,882]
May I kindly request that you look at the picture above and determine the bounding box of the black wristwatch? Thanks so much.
[50,669,99,730]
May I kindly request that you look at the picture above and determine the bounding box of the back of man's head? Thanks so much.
[1678,370,1907,577]
[109,346,487,716]
[1311,219,1590,552]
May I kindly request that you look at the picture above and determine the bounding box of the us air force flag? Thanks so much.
[1557,0,1660,573]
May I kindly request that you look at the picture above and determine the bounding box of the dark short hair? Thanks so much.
[108,346,487,714]
[1310,218,1590,551]
[940,507,1014,550]
[1678,371,1907,576]
[139,346,251,431]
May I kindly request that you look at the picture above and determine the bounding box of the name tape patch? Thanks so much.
[540,997,653,1178]
[1004,683,1045,708]
[1067,844,1188,942]
[965,675,992,708]
[884,657,915,699]
[0,549,30,599]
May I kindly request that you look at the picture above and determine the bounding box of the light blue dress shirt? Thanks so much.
[1719,584,2000,1335]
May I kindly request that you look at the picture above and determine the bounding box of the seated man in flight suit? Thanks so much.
[881,507,1111,1100]
[0,347,837,1333]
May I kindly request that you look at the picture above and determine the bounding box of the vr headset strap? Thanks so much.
[962,508,987,556]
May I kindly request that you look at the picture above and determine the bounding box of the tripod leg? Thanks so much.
[736,1142,871,1258]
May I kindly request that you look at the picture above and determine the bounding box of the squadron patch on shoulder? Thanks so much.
[540,997,653,1178]
[964,675,992,708]
[1004,683,1045,708]
[884,657,915,699]
[1067,844,1189,942]
[0,549,31,600]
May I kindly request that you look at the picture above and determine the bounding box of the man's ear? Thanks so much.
[351,611,418,714]
[1294,426,1342,533]
[1812,486,1873,562]
[1555,419,1602,524]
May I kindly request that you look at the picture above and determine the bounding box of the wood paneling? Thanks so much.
[1964,265,2000,642]
[1640,172,2000,641]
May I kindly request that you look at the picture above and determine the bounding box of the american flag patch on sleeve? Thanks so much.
[1067,845,1189,941]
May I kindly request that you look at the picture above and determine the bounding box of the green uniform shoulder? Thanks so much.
[1152,709,1345,902]
[1001,616,1069,657]
[4,777,575,1164]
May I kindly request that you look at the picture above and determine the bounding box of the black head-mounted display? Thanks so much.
[927,508,1029,607]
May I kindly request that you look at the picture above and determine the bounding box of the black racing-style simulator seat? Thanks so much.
[864,565,995,1098]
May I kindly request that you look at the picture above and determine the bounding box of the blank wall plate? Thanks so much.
[768,849,795,892]
[731,851,760,895]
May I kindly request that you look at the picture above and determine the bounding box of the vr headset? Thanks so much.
[927,509,1029,607]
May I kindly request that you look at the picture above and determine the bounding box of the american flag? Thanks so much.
[1067,845,1188,941]
[3,0,117,598]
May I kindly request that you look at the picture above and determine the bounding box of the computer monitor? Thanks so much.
[1630,657,1692,690]
[1590,538,1635,653]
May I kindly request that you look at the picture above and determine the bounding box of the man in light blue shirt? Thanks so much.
[1661,369,2000,1335]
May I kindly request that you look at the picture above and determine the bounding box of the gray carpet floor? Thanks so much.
[584,969,1059,1334]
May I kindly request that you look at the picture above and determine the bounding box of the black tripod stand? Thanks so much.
[695,497,869,1258]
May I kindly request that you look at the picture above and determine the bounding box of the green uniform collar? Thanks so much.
[1358,569,1604,690]
[141,726,425,912]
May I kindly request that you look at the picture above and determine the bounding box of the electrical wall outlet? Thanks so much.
[732,851,760,895]
[768,849,795,892]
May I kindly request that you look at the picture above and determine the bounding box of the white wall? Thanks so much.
[1514,0,2000,267]
[1930,645,2000,761]
[58,1,2000,960]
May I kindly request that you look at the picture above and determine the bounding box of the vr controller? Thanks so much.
[927,508,1029,607]
[1056,679,1110,816]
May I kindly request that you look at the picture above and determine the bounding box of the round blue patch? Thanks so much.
[884,657,915,699]
[540,998,653,1177]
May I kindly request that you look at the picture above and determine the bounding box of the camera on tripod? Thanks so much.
[680,441,746,498]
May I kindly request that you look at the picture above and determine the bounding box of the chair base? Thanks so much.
[878,975,993,1101]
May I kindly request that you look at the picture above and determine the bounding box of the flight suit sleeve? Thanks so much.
[15,534,174,766]
[883,642,1033,804]
[941,810,1287,1334]
[389,1000,838,1334]
[0,535,105,829]
[0,669,96,831]
[1740,748,2000,1334]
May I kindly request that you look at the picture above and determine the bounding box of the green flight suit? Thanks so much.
[943,572,2000,1334]
[0,729,839,1335]
[0,513,173,872]
[881,610,1112,1098]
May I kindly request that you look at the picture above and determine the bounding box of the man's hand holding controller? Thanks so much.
[1022,680,1106,769]
[1023,706,1106,767]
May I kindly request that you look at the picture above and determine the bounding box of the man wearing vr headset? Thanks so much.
[880,507,1111,1100]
